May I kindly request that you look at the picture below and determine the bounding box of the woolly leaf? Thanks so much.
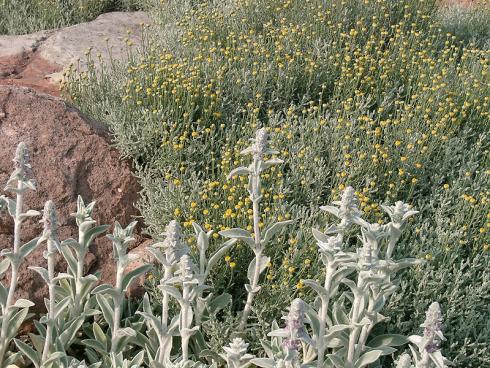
[247,255,270,284]
[0,258,10,276]
[367,334,408,348]
[96,294,115,330]
[219,228,255,246]
[14,299,34,308]
[227,166,251,179]
[205,239,235,277]
[14,338,39,368]
[250,358,275,368]
[262,220,293,243]
[355,350,383,368]
[122,264,152,291]
[19,237,41,258]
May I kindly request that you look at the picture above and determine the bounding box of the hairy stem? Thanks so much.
[181,284,190,361]
[111,264,124,353]
[316,265,335,368]
[73,228,86,316]
[42,237,56,362]
[238,165,262,331]
[0,181,24,366]
[158,266,172,363]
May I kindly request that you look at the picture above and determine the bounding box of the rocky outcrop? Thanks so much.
[0,11,150,96]
[0,85,149,311]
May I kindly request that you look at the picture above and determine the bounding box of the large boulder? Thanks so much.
[0,11,150,96]
[0,85,148,312]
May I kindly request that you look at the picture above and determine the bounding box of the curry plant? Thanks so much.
[219,128,292,331]
[0,143,41,367]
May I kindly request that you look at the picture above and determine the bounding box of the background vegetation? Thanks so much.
[0,0,141,35]
[4,0,488,366]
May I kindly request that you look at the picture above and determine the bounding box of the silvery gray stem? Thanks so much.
[41,201,58,363]
[238,154,262,332]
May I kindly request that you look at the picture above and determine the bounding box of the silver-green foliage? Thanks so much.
[0,134,453,368]
[0,143,42,367]
[219,128,292,331]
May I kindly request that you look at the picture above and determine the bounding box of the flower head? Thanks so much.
[321,186,366,229]
[159,220,187,264]
[223,338,249,360]
[221,338,254,368]
[381,201,418,226]
[13,142,31,180]
[240,128,278,161]
[179,254,194,282]
[42,200,58,242]
[318,233,343,253]
[421,302,445,353]
[358,224,384,270]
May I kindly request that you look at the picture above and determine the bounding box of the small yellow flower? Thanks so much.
[229,261,236,269]
[224,255,231,262]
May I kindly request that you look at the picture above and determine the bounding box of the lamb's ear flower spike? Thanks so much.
[421,302,445,353]
[221,127,291,332]
[320,186,368,235]
[381,200,418,259]
[408,301,453,368]
[221,338,255,368]
[0,143,41,367]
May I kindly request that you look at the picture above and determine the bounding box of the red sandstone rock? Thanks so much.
[0,85,148,312]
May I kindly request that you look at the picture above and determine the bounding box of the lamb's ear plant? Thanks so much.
[191,222,235,325]
[405,302,453,368]
[139,220,236,367]
[90,221,151,360]
[58,195,109,318]
[138,220,187,366]
[251,298,313,368]
[219,128,292,332]
[161,254,201,362]
[302,187,424,368]
[0,143,42,367]
[14,200,76,368]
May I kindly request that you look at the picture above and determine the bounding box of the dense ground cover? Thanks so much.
[0,0,141,35]
[63,0,489,366]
